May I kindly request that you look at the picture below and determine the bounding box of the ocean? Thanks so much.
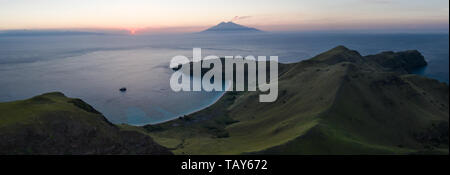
[0,33,448,125]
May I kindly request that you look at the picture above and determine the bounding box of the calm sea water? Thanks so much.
[0,33,448,125]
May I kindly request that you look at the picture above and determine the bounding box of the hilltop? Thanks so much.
[0,92,171,154]
[145,46,448,155]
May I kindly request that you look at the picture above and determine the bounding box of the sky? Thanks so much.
[0,0,448,33]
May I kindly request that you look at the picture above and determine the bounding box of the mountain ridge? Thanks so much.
[145,46,448,155]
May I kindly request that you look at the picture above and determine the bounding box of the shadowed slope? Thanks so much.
[0,92,172,155]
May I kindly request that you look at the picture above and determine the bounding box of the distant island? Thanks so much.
[0,46,448,155]
[0,30,105,37]
[201,21,262,33]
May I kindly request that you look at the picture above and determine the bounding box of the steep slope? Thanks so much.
[145,46,448,155]
[261,64,448,154]
[0,92,172,155]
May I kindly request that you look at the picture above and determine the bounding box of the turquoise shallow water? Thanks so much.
[0,33,448,125]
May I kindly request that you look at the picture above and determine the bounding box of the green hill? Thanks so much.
[0,92,172,154]
[145,46,449,155]
[0,46,447,155]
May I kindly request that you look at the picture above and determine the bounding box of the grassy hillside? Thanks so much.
[0,46,446,155]
[0,92,172,155]
[145,46,449,155]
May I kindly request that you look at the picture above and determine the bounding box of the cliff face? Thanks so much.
[0,92,172,155]
[146,46,448,155]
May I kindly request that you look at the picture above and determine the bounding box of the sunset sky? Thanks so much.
[0,0,448,33]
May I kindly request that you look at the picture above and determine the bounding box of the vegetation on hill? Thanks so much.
[0,46,447,155]
[144,46,448,155]
[0,92,172,155]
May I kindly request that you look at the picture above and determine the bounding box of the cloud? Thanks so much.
[231,16,252,22]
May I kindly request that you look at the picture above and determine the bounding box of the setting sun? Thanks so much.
[129,29,137,35]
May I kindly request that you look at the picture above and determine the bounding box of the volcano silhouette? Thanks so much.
[202,21,261,33]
